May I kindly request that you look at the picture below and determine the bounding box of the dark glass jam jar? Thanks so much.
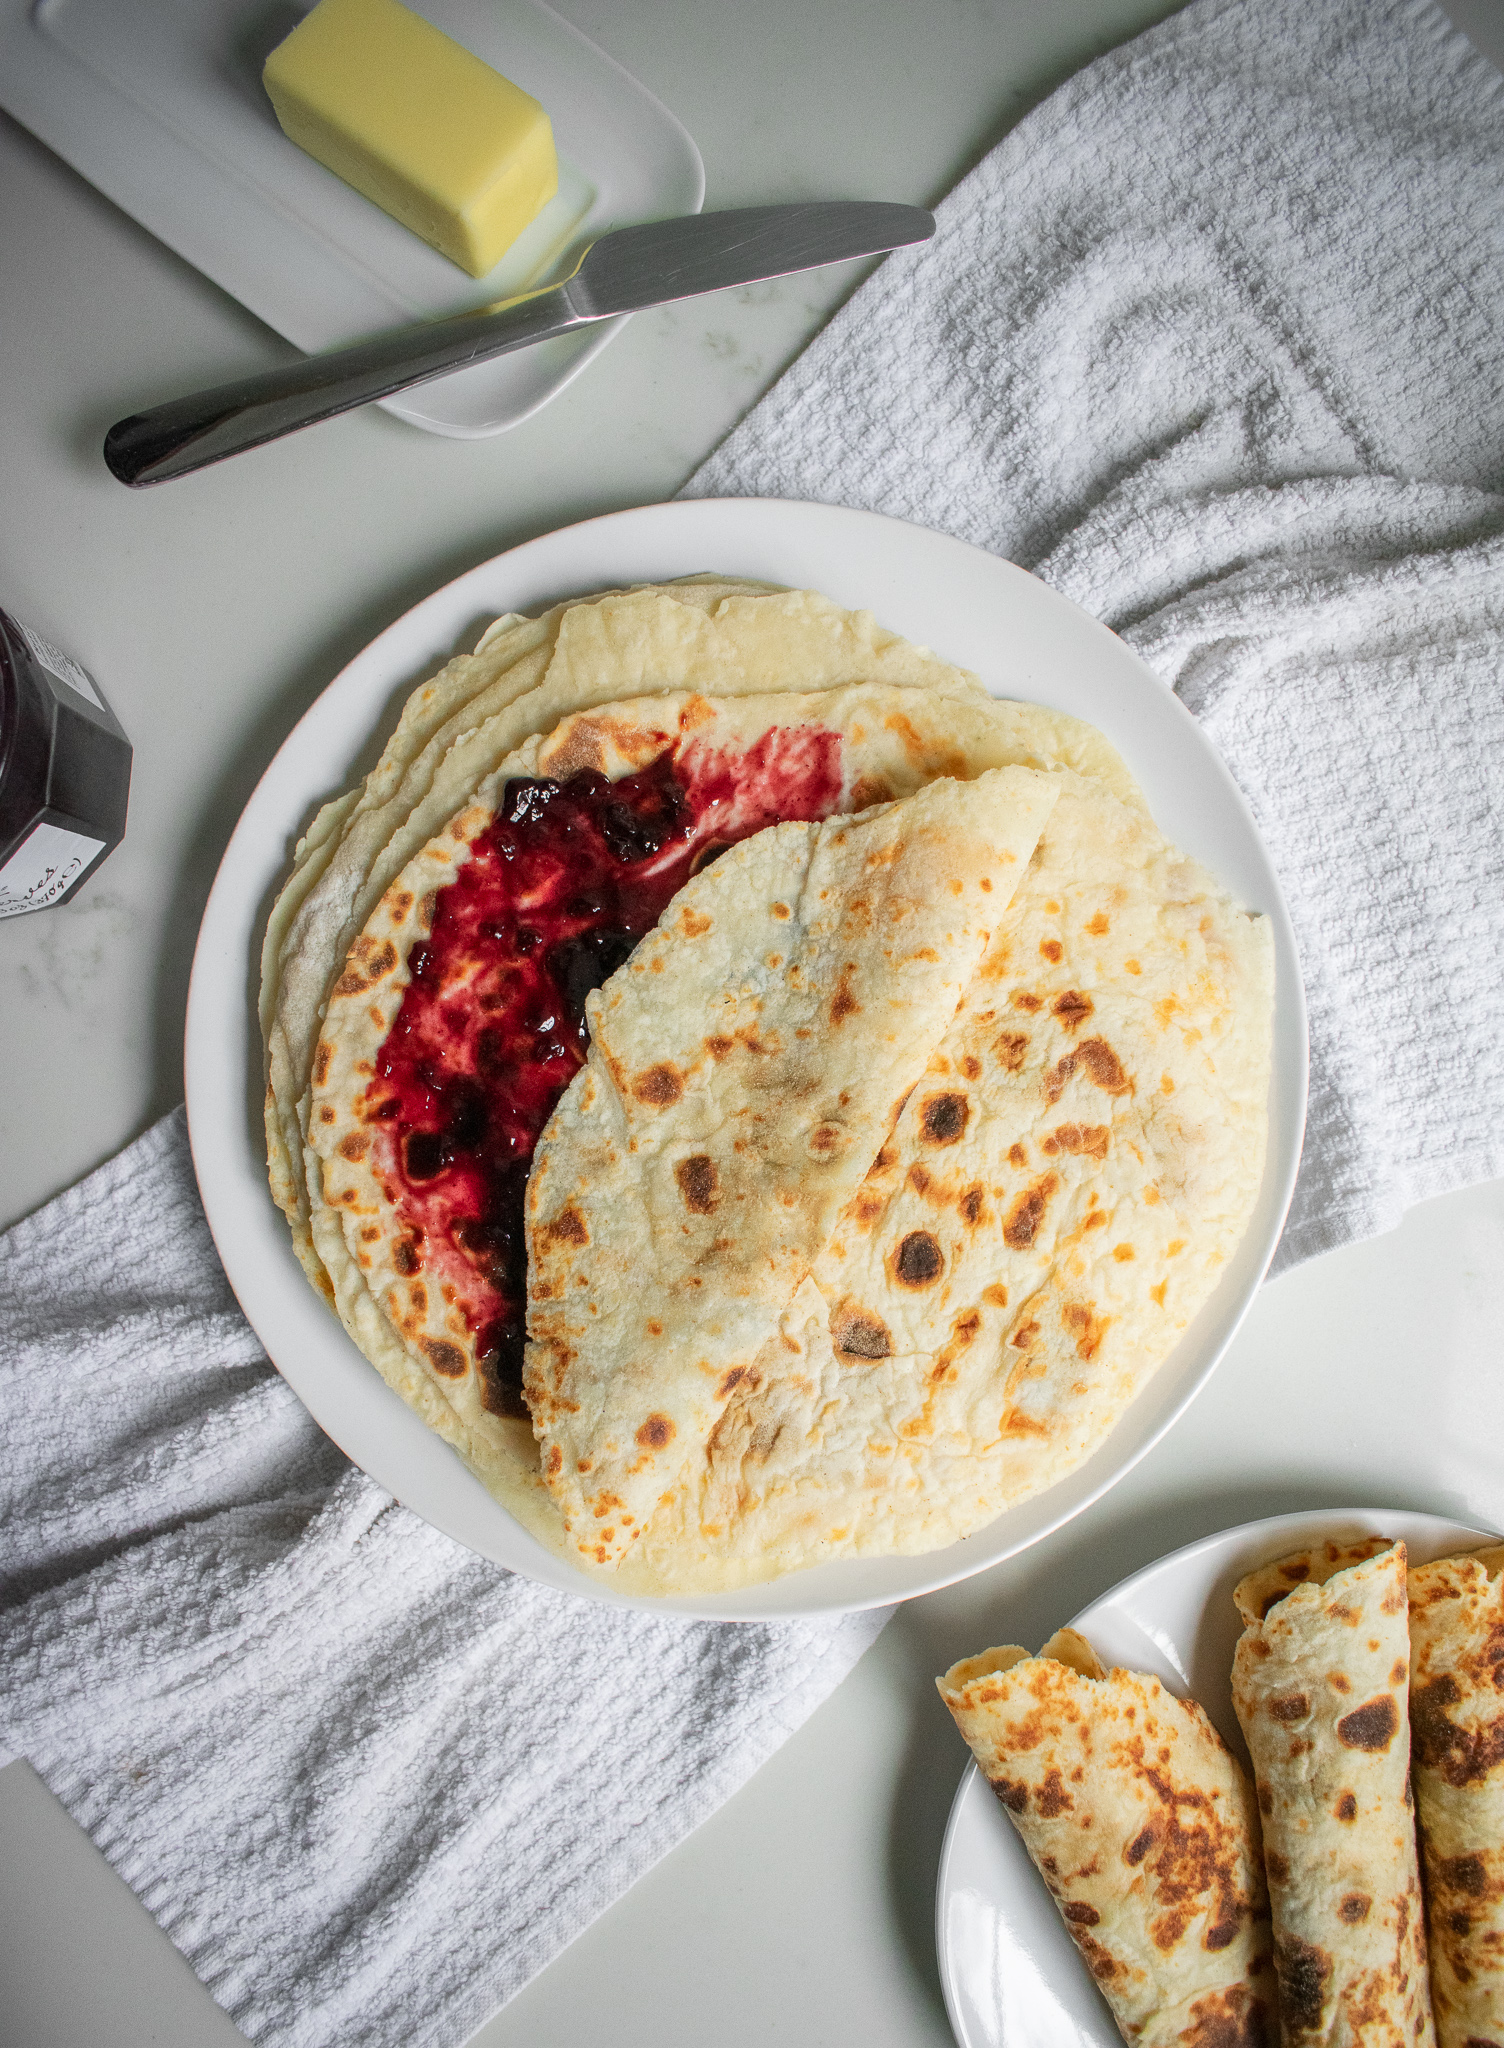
[0,608,132,918]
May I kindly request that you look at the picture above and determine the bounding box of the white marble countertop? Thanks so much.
[3,1,1503,2043]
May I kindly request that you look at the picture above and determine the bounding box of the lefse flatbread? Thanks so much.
[523,768,1059,1566]
[302,672,1100,1553]
[624,773,1272,1591]
[938,1629,1276,2047]
[266,578,1273,1591]
[1231,1540,1435,2047]
[1408,1544,1504,2048]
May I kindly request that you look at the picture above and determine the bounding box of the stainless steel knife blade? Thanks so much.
[565,201,935,316]
[103,202,935,487]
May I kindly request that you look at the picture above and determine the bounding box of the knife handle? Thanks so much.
[102,282,586,487]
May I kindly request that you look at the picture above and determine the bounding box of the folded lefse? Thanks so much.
[1408,1543,1504,2048]
[937,1629,1276,2048]
[1230,1539,1436,2047]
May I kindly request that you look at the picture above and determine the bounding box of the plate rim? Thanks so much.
[183,495,1309,1621]
[933,1503,1501,2048]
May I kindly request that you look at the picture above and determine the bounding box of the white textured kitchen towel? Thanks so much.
[0,1111,886,2048]
[688,0,1504,1271]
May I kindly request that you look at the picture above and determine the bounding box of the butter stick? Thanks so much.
[264,0,558,277]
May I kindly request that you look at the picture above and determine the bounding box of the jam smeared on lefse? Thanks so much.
[365,726,845,1419]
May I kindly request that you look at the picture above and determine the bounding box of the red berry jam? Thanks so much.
[365,725,844,1418]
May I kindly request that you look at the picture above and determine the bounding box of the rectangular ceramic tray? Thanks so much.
[1,0,703,435]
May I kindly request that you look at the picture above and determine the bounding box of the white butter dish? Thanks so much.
[1,0,704,436]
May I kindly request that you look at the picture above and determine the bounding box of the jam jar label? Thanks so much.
[16,620,107,713]
[0,821,107,918]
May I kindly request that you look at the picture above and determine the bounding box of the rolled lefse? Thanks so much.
[937,1628,1276,2047]
[1230,1538,1435,2047]
[1407,1543,1504,2048]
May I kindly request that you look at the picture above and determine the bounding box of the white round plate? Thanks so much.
[184,498,1308,1619]
[935,1506,1498,2048]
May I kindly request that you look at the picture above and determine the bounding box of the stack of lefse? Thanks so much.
[263,577,1274,1594]
[939,1537,1504,2048]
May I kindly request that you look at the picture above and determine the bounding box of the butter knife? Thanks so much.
[103,201,934,487]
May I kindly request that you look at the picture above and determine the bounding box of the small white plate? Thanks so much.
[183,498,1308,1619]
[0,0,703,437]
[935,1506,1498,2048]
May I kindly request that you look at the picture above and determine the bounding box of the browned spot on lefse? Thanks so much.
[893,1231,943,1288]
[1125,1823,1157,1866]
[960,1184,985,1226]
[1334,1791,1357,1821]
[1061,1300,1109,1361]
[1337,1695,1399,1751]
[830,970,860,1025]
[1338,1892,1371,1923]
[675,1155,719,1213]
[833,1305,893,1358]
[1438,1850,1489,1897]
[1411,1671,1504,1784]
[1035,1768,1074,1817]
[849,774,893,809]
[1275,1934,1332,2034]
[1178,1986,1270,2048]
[633,1063,683,1106]
[1004,1173,1059,1250]
[1044,1037,1132,1105]
[635,1412,674,1450]
[1041,1122,1110,1161]
[313,1042,332,1086]
[1040,938,1063,963]
[995,1030,1030,1071]
[393,1237,420,1276]
[1052,989,1094,1032]
[1270,1693,1309,1723]
[1062,1900,1099,1925]
[921,1091,969,1144]
[544,1205,589,1248]
[1075,1930,1121,1983]
[423,1338,466,1378]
